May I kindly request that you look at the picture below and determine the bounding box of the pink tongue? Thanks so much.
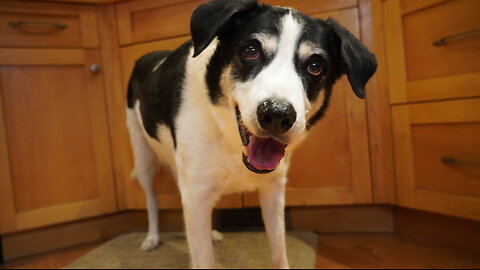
[247,136,286,171]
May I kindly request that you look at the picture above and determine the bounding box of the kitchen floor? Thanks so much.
[1,233,479,269]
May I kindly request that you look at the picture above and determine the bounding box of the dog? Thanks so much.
[126,0,376,268]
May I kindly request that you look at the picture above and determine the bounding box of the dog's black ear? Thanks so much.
[326,18,377,99]
[190,0,259,57]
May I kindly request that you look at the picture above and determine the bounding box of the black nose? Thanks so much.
[257,99,297,134]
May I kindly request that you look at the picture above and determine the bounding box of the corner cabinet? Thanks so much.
[384,0,480,220]
[0,1,117,234]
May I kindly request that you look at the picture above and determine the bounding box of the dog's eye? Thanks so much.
[306,55,324,76]
[242,42,261,61]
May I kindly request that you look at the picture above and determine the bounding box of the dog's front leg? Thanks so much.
[259,179,289,269]
[180,186,218,269]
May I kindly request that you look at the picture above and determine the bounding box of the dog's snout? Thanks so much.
[257,99,296,134]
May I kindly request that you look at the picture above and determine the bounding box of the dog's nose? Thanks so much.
[257,99,296,134]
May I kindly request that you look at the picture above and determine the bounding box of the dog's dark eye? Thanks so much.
[307,55,324,76]
[242,41,261,61]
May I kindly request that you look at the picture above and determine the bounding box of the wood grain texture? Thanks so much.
[359,0,397,204]
[403,0,480,82]
[97,4,133,210]
[3,66,99,212]
[382,0,408,103]
[411,123,480,197]
[406,72,480,103]
[395,206,480,254]
[316,233,480,268]
[392,99,480,221]
[0,0,99,48]
[0,49,117,233]
[400,0,449,15]
[116,0,205,45]
[0,70,17,233]
[289,205,394,233]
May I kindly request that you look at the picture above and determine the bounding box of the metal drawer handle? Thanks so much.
[433,27,480,46]
[9,20,68,33]
[441,156,480,167]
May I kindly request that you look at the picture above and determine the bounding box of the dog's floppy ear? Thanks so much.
[326,18,377,99]
[190,0,259,57]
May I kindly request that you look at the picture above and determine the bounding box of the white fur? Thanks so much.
[234,13,308,147]
[126,13,320,269]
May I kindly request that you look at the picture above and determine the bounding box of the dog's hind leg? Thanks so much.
[259,179,289,269]
[126,108,161,252]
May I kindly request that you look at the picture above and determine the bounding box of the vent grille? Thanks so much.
[213,207,291,231]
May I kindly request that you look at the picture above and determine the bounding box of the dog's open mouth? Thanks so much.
[236,107,287,174]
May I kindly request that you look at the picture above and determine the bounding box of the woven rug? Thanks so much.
[65,231,318,269]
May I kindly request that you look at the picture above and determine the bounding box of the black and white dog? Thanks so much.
[126,0,376,268]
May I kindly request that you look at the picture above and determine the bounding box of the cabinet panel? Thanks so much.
[116,0,358,46]
[116,0,205,45]
[2,66,100,212]
[0,0,99,48]
[384,0,480,103]
[411,123,480,198]
[403,0,480,82]
[0,49,116,233]
[392,99,480,221]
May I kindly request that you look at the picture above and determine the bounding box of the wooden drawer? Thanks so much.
[0,1,99,48]
[384,0,480,103]
[115,0,358,46]
[116,0,205,46]
[403,0,480,82]
[392,98,480,220]
[411,123,480,198]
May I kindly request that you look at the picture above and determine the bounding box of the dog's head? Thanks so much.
[191,0,377,174]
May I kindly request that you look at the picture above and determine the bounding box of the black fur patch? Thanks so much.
[127,41,192,147]
[198,4,287,103]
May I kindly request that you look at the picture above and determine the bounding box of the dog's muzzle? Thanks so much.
[236,106,288,174]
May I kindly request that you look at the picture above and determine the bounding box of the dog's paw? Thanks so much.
[140,235,160,252]
[211,230,224,243]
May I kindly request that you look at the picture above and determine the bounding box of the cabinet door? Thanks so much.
[120,37,243,210]
[0,49,116,233]
[244,7,372,206]
[392,99,480,221]
[384,0,480,104]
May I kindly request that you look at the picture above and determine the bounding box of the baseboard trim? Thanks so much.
[289,205,395,233]
[0,210,184,261]
[394,206,480,254]
[2,205,479,261]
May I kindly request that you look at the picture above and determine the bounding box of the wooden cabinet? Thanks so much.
[392,99,480,220]
[0,0,99,48]
[0,1,117,234]
[384,0,480,104]
[384,0,480,220]
[116,0,205,46]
